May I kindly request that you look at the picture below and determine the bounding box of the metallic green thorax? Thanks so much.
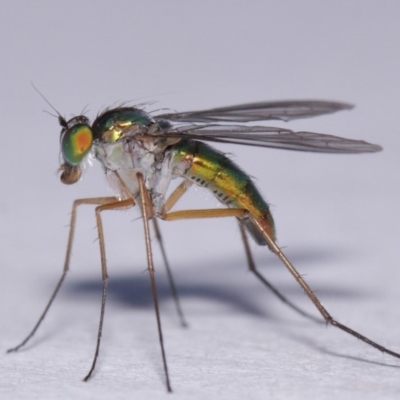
[170,139,275,245]
[92,108,154,142]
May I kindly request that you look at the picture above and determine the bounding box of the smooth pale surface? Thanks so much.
[1,1,400,399]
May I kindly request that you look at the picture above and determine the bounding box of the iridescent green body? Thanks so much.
[61,100,373,246]
[169,139,275,245]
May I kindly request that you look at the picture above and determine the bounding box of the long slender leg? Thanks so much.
[111,170,187,327]
[249,215,400,359]
[163,203,323,323]
[162,207,248,221]
[137,173,172,393]
[152,218,188,327]
[7,197,118,353]
[238,223,322,324]
[149,179,193,327]
[163,180,193,213]
[83,198,134,381]
[161,207,400,360]
[164,181,321,324]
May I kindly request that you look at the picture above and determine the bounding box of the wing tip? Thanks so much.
[366,143,383,152]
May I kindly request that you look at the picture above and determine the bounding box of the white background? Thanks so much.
[1,1,400,399]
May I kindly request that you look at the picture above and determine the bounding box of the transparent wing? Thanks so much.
[154,124,381,153]
[157,100,353,123]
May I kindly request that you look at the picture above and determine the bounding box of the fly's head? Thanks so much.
[59,115,93,184]
[31,85,94,185]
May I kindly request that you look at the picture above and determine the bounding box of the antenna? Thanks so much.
[31,82,68,128]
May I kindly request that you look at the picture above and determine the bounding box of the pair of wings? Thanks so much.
[151,100,381,153]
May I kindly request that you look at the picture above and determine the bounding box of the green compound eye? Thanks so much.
[61,124,93,166]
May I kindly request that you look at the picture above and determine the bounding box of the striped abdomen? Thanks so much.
[169,139,275,245]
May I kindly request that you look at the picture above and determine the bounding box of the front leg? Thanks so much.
[7,197,119,354]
